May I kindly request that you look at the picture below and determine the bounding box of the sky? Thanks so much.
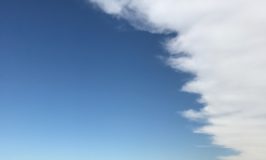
[0,0,225,160]
[1,0,265,160]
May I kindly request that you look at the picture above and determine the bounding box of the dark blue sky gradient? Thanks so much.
[0,1,228,160]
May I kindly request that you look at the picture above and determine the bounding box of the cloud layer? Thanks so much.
[89,0,266,159]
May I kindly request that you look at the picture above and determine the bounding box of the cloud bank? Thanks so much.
[89,0,266,159]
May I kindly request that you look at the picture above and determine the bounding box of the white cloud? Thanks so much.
[89,0,266,159]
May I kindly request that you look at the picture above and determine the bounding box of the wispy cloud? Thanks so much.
[89,0,266,159]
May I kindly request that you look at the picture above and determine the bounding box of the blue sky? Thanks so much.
[0,1,232,160]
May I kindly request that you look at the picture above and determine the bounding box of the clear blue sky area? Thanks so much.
[0,0,229,160]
